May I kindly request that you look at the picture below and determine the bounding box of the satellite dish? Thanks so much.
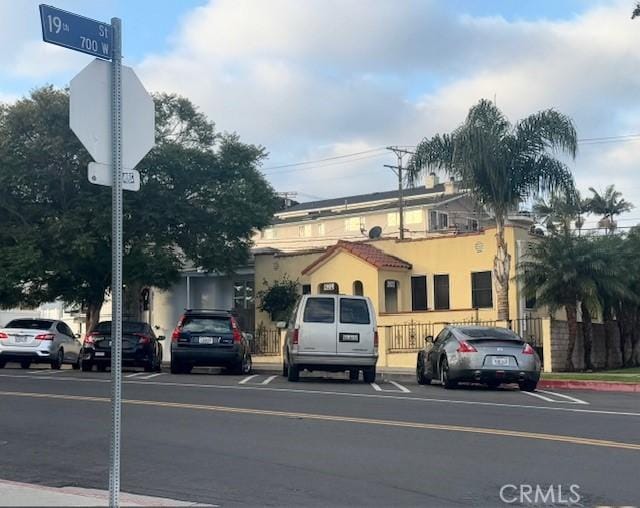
[368,226,382,239]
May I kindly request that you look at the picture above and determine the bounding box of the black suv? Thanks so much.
[170,309,252,375]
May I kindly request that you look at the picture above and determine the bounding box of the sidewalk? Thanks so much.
[0,479,212,507]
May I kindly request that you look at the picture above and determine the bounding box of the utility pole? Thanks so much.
[385,146,414,240]
[277,191,298,210]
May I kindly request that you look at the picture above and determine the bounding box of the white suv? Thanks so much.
[282,295,378,382]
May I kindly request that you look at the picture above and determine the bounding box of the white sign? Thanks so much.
[70,58,154,170]
[88,162,140,191]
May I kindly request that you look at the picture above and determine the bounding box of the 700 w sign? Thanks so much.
[39,4,112,60]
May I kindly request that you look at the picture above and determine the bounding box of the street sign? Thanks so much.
[88,162,140,191]
[70,59,155,169]
[39,4,112,60]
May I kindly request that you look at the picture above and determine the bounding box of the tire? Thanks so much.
[487,381,501,390]
[363,366,376,384]
[440,357,456,389]
[349,369,359,381]
[20,360,32,369]
[72,355,81,370]
[81,362,93,372]
[170,361,187,374]
[144,359,154,372]
[282,360,289,377]
[519,380,538,392]
[416,354,432,385]
[287,363,300,382]
[0,360,6,369]
[154,349,163,372]
[50,349,63,370]
[97,363,108,373]
[232,353,252,375]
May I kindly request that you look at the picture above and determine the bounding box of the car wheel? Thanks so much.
[81,362,93,372]
[287,363,299,382]
[144,359,154,372]
[519,380,538,392]
[97,363,108,373]
[440,357,456,389]
[72,355,81,370]
[241,353,252,374]
[349,369,359,381]
[20,360,32,369]
[170,361,185,374]
[50,349,63,370]
[154,350,163,372]
[282,359,289,377]
[363,366,376,384]
[0,360,6,369]
[416,354,432,385]
[487,381,501,390]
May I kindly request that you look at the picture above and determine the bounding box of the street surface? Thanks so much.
[0,365,638,507]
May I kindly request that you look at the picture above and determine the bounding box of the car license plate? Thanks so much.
[199,336,215,344]
[339,333,360,343]
[95,352,105,357]
[492,356,510,366]
[14,336,28,343]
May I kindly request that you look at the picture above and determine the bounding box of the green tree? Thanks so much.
[533,190,585,236]
[584,185,633,233]
[409,99,577,321]
[257,277,300,322]
[0,87,277,331]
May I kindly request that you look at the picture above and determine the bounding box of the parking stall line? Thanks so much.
[139,373,164,380]
[239,375,258,385]
[260,375,277,385]
[520,391,557,403]
[370,382,383,392]
[388,380,411,393]
[537,390,589,405]
[125,372,146,378]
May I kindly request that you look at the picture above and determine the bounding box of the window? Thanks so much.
[471,271,493,308]
[318,223,325,236]
[353,280,364,296]
[525,291,537,310]
[302,284,311,295]
[182,316,232,333]
[439,213,448,229]
[340,298,370,324]
[298,224,312,237]
[303,298,335,323]
[345,217,364,232]
[6,319,53,330]
[384,279,399,313]
[429,211,449,231]
[411,276,427,311]
[434,274,450,310]
[467,218,479,231]
[404,209,423,225]
[318,282,339,294]
[233,280,254,309]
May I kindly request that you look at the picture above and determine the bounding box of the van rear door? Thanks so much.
[299,297,337,355]
[337,297,374,355]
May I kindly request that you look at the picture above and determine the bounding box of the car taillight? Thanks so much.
[456,340,477,353]
[230,318,243,343]
[172,315,185,342]
[522,343,535,355]
[374,330,379,348]
[0,332,8,339]
[84,331,99,346]
[134,333,151,344]
[35,333,55,341]
[292,328,299,345]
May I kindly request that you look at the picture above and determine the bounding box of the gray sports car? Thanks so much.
[416,325,541,391]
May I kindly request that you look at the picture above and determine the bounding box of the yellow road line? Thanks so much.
[1,390,639,452]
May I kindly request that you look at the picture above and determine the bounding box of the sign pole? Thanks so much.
[109,16,123,508]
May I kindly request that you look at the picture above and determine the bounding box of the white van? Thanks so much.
[281,295,378,382]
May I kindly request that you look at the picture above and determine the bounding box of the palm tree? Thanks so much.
[632,2,640,19]
[584,185,633,234]
[519,234,620,371]
[533,189,584,236]
[408,99,577,321]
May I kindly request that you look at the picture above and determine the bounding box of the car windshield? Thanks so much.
[5,319,53,330]
[182,316,232,333]
[93,321,147,334]
[459,327,520,340]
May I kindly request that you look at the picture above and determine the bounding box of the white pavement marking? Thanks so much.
[2,372,638,418]
[261,375,277,385]
[238,375,258,385]
[537,389,589,405]
[125,372,146,378]
[371,382,383,392]
[389,380,411,393]
[521,391,557,403]
[139,373,164,380]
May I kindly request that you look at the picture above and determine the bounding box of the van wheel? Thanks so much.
[287,364,299,382]
[349,369,359,381]
[363,366,376,383]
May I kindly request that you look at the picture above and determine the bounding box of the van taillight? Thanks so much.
[292,328,299,345]
[374,330,379,348]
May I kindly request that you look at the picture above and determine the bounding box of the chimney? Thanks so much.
[425,172,439,189]
[444,177,457,195]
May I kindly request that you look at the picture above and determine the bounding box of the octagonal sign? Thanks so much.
[70,58,155,169]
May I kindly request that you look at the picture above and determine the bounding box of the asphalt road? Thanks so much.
[0,365,638,507]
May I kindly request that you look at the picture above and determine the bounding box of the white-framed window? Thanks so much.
[429,211,449,231]
[298,224,313,237]
[318,223,325,236]
[345,217,364,232]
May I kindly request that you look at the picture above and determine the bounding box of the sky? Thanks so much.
[2,0,640,226]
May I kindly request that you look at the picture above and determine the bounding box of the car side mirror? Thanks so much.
[75,333,81,339]
[158,335,166,341]
[425,335,434,344]
[276,321,287,329]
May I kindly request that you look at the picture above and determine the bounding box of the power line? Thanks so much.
[262,147,387,171]
[264,152,389,176]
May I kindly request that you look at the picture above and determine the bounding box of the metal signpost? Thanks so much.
[40,5,154,507]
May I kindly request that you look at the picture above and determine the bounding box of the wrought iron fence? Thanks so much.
[386,321,437,352]
[509,317,543,347]
[249,328,281,356]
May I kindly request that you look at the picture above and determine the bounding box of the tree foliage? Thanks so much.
[0,87,277,327]
[257,277,300,322]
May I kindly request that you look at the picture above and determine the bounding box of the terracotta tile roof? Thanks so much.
[302,240,412,275]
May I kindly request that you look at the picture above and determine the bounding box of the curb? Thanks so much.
[538,379,640,393]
